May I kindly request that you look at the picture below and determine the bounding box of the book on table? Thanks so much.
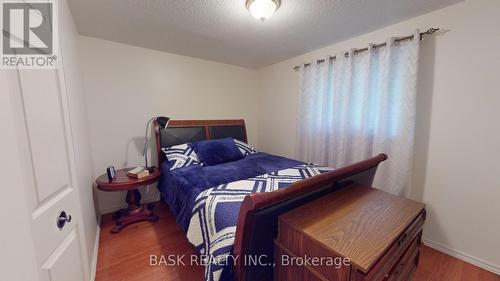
[127,166,150,179]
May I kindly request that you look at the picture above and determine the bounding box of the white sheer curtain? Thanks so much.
[296,30,420,195]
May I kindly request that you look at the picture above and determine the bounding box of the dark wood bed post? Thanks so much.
[153,118,164,168]
[233,153,388,281]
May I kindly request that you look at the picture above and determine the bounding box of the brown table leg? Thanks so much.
[111,188,159,233]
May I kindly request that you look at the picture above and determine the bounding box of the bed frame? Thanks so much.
[154,117,387,281]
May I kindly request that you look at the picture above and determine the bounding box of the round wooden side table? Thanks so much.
[95,167,161,233]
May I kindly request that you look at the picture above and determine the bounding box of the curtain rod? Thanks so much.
[292,28,439,71]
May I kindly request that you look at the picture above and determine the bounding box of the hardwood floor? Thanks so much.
[413,247,500,281]
[95,202,204,281]
[95,201,499,281]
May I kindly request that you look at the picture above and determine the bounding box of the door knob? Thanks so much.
[57,211,72,229]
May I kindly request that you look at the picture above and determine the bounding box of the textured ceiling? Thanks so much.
[68,0,461,69]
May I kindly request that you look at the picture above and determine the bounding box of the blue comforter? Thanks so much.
[186,163,333,281]
[157,152,303,231]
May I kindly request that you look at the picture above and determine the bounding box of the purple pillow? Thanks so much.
[189,138,244,166]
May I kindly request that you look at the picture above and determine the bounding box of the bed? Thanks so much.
[154,118,387,281]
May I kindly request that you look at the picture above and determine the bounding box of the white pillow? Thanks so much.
[162,143,201,170]
[233,139,257,156]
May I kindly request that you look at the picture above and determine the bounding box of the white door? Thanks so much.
[5,42,87,281]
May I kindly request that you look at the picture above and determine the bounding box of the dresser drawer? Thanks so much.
[385,233,421,281]
[275,186,426,281]
[275,241,331,281]
[354,210,425,281]
[277,220,353,280]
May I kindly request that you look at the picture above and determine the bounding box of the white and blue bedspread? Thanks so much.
[186,164,333,281]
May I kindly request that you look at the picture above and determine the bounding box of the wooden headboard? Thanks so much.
[154,118,248,166]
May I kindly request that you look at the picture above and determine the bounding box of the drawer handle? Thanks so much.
[397,261,405,272]
[398,233,408,247]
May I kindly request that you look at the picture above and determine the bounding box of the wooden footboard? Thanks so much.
[233,153,388,281]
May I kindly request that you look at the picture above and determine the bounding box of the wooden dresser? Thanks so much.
[274,184,426,281]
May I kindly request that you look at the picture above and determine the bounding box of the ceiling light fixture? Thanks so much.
[246,0,281,21]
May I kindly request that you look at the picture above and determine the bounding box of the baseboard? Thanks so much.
[423,239,500,275]
[89,216,101,281]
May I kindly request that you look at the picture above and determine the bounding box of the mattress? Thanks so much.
[157,152,303,231]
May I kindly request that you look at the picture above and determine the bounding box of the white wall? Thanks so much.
[59,1,98,278]
[79,37,260,214]
[257,0,500,274]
